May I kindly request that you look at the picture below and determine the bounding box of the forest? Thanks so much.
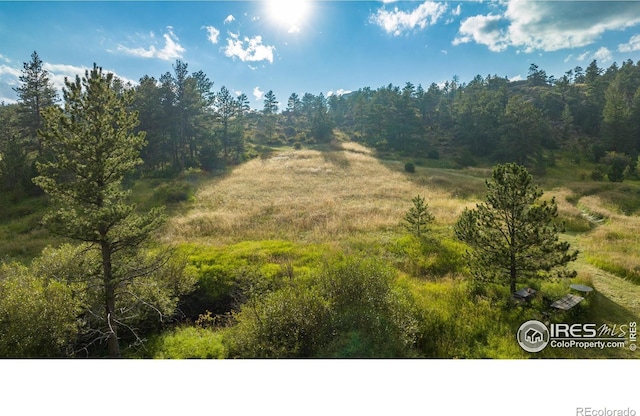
[1,51,639,358]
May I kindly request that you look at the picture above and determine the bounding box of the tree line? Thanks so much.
[6,52,640,195]
[327,59,640,174]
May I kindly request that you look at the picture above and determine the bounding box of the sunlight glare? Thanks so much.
[267,0,311,31]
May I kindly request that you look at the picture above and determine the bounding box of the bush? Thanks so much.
[226,257,421,358]
[227,285,332,358]
[153,181,194,204]
[590,167,605,181]
[602,151,631,183]
[404,162,416,173]
[145,326,227,359]
[0,261,83,357]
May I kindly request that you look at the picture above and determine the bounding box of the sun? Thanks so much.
[267,0,311,32]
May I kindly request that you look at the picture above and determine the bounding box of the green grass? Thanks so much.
[0,194,62,262]
[2,143,640,358]
[142,326,227,359]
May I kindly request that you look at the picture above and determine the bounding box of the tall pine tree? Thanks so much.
[13,51,58,155]
[455,164,577,295]
[34,64,166,357]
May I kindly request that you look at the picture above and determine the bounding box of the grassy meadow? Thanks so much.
[3,137,639,358]
[145,138,640,358]
[163,141,474,246]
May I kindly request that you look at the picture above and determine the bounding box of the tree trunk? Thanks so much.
[101,240,120,358]
[510,251,517,295]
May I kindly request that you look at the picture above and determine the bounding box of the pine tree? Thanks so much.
[404,194,434,239]
[263,90,278,115]
[454,163,577,295]
[603,77,633,154]
[34,64,166,357]
[13,51,58,155]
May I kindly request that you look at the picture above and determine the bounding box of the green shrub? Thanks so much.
[390,235,466,278]
[178,241,328,319]
[0,262,83,357]
[227,285,332,358]
[147,326,227,359]
[404,162,416,173]
[227,257,421,358]
[591,167,605,181]
[153,181,194,204]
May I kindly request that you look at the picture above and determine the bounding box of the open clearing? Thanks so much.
[164,141,475,246]
[164,140,640,331]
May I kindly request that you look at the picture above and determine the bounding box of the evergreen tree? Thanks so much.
[13,51,58,155]
[34,64,166,357]
[454,163,577,295]
[403,194,434,239]
[603,77,633,154]
[527,63,548,86]
[262,90,279,140]
[0,103,30,197]
[286,92,302,119]
[263,90,278,115]
[216,85,238,159]
[236,93,250,116]
[311,93,333,141]
[499,95,548,167]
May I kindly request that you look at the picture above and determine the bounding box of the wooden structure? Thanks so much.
[551,294,584,311]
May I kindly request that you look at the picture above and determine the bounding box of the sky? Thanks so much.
[4,1,640,109]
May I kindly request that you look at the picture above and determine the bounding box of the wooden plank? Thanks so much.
[551,294,584,311]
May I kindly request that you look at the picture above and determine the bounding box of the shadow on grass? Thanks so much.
[586,291,639,324]
[319,140,351,169]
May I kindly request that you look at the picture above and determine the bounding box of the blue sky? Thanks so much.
[4,1,640,108]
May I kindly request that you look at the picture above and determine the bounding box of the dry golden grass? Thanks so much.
[163,143,472,246]
[577,196,640,281]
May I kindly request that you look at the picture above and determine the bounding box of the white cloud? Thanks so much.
[0,64,21,78]
[593,46,612,63]
[452,4,461,17]
[0,54,11,64]
[42,63,91,90]
[577,51,591,62]
[224,15,235,24]
[327,89,352,97]
[43,63,137,92]
[564,47,615,64]
[0,64,20,103]
[455,1,640,53]
[288,25,301,34]
[0,62,136,103]
[619,34,640,52]
[224,34,275,63]
[453,14,509,52]
[371,1,448,36]
[509,74,523,82]
[117,26,185,61]
[204,26,220,44]
[253,86,264,101]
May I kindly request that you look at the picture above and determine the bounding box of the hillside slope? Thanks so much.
[164,141,475,246]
